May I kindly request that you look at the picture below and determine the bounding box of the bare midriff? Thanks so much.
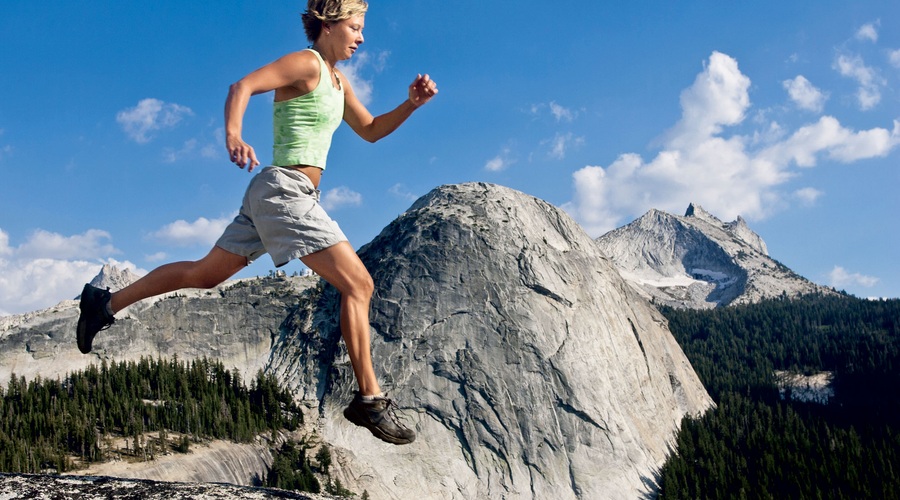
[282,165,324,189]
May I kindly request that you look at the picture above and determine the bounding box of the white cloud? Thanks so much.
[163,138,198,163]
[485,147,515,172]
[793,187,823,206]
[665,52,751,148]
[549,101,575,122]
[150,213,235,247]
[527,102,580,122]
[16,228,117,260]
[889,49,900,69]
[321,186,363,211]
[0,228,142,315]
[829,266,879,289]
[166,127,224,163]
[783,75,828,112]
[485,156,507,172]
[0,229,10,257]
[200,145,218,159]
[202,126,225,160]
[145,251,168,262]
[388,183,418,202]
[117,98,193,143]
[563,51,900,237]
[544,132,583,160]
[338,50,389,107]
[761,117,900,166]
[855,22,879,43]
[833,54,885,110]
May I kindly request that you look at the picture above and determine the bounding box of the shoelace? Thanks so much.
[376,396,413,428]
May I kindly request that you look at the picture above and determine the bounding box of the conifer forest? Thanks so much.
[657,293,900,499]
[0,357,301,474]
[1,293,897,498]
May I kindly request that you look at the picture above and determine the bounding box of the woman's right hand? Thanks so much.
[226,135,260,172]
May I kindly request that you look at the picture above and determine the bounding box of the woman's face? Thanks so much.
[326,15,365,60]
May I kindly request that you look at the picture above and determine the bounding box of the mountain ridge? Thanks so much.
[596,203,834,309]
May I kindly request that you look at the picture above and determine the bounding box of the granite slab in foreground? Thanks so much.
[0,473,335,500]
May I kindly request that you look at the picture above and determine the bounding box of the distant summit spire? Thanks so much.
[76,264,142,299]
[684,203,718,223]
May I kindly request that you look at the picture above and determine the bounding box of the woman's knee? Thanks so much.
[345,271,374,300]
[191,269,228,289]
[190,247,247,288]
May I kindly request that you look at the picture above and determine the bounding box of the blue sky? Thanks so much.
[1,0,899,315]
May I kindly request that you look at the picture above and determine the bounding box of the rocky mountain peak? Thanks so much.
[725,215,768,255]
[289,182,713,499]
[597,204,833,308]
[80,264,142,297]
[684,202,718,223]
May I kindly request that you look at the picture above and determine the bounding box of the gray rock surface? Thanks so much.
[0,275,318,388]
[0,183,715,499]
[597,203,835,309]
[284,183,713,499]
[0,473,335,499]
[84,263,144,296]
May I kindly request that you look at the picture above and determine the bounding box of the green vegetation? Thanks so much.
[265,440,320,493]
[657,293,900,498]
[0,356,301,474]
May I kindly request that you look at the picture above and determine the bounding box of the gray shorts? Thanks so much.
[216,166,347,267]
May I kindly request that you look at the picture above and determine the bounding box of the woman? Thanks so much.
[76,0,437,445]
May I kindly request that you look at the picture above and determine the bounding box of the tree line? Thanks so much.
[0,356,302,474]
[657,293,900,498]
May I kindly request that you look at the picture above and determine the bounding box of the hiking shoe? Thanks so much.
[343,392,416,445]
[76,283,115,354]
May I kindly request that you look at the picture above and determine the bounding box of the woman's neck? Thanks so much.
[312,45,335,68]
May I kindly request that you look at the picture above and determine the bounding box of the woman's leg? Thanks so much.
[301,241,380,396]
[109,246,248,313]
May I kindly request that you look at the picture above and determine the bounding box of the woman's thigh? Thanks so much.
[193,246,249,287]
[300,241,372,296]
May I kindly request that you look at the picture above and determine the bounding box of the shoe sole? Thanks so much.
[76,316,92,354]
[77,285,108,354]
[343,408,416,445]
[76,286,94,354]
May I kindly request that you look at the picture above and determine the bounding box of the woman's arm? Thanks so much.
[225,51,321,171]
[342,73,438,143]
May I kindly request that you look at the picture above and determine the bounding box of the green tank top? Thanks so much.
[272,49,344,169]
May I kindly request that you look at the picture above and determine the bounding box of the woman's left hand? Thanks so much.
[408,74,438,108]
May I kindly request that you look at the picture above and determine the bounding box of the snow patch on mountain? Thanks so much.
[597,204,834,308]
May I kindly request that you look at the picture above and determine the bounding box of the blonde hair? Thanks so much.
[301,0,368,42]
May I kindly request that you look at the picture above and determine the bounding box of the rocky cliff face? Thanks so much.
[0,183,714,499]
[0,275,319,388]
[273,183,713,499]
[596,203,834,309]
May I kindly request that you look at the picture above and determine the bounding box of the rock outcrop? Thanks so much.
[0,183,714,498]
[84,263,143,296]
[0,473,334,499]
[277,183,713,499]
[597,204,834,309]
[70,438,278,486]
[0,275,319,388]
